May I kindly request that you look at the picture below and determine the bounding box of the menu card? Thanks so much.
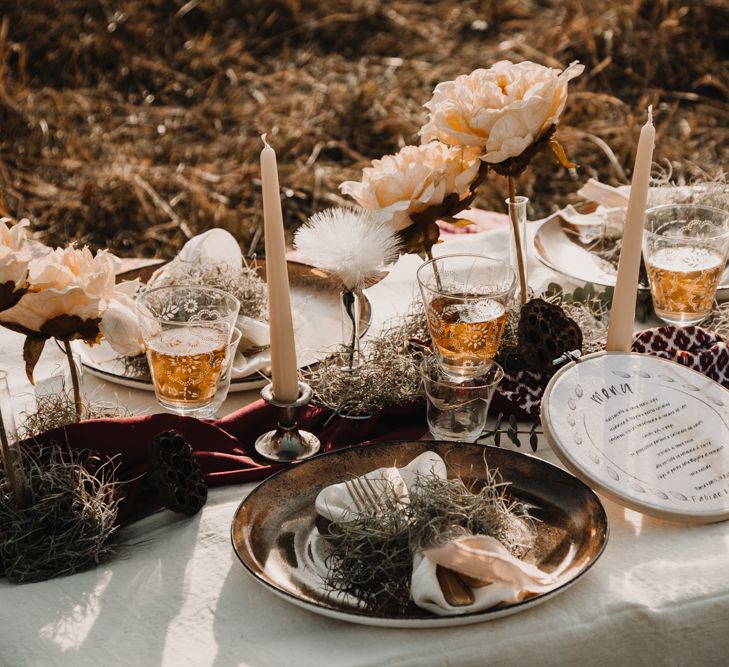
[542,352,729,523]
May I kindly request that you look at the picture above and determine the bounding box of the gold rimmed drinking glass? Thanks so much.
[643,204,729,326]
[136,285,240,416]
[417,254,516,377]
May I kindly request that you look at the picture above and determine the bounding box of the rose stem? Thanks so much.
[63,340,83,422]
[0,409,25,508]
[508,175,528,306]
[424,247,443,292]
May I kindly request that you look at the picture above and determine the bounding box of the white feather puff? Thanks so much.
[294,207,401,290]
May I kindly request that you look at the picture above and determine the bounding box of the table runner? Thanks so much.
[24,400,426,525]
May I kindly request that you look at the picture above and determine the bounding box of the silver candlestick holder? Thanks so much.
[254,381,321,462]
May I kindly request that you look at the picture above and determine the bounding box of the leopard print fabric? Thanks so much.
[492,326,729,420]
[631,326,729,387]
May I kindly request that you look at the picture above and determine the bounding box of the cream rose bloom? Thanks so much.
[420,60,584,164]
[0,218,32,305]
[0,246,144,355]
[1,246,117,335]
[339,143,480,231]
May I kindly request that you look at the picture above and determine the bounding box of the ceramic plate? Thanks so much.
[542,351,729,524]
[73,260,372,392]
[230,440,609,627]
[533,216,729,292]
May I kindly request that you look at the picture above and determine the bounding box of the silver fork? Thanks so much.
[345,472,411,515]
[343,475,473,607]
[344,475,391,514]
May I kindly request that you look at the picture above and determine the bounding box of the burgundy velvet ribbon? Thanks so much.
[26,399,427,524]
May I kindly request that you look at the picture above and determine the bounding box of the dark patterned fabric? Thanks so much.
[631,326,729,387]
[492,326,729,419]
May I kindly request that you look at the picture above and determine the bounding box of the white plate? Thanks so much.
[74,261,371,392]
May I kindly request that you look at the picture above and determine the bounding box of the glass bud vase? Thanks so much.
[505,196,529,302]
[340,287,364,372]
[0,369,25,506]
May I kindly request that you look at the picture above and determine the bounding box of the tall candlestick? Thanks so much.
[606,107,655,352]
[260,134,300,402]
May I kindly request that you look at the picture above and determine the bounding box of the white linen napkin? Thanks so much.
[315,451,445,521]
[556,180,716,244]
[558,178,630,242]
[147,228,272,378]
[315,452,557,616]
[412,535,557,616]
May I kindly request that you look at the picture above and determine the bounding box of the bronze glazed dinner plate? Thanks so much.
[71,260,372,392]
[230,441,609,628]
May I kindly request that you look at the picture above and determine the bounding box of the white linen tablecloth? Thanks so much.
[1,224,728,666]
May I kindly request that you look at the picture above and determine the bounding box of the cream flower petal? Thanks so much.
[1,245,120,341]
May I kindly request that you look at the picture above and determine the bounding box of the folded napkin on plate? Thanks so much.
[557,179,720,243]
[435,209,510,236]
[26,399,426,526]
[632,326,729,386]
[413,535,556,615]
[148,228,274,378]
[315,451,554,616]
[315,451,445,521]
[558,179,630,241]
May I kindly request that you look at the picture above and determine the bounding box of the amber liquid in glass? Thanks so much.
[428,295,507,371]
[646,246,724,324]
[147,326,228,407]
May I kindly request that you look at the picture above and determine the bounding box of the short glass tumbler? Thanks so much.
[420,355,504,443]
[417,254,515,377]
[643,204,729,326]
[184,327,242,419]
[136,285,240,415]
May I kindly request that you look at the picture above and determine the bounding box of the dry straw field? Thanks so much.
[0,0,726,258]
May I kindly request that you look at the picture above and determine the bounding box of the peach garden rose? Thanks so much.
[419,60,584,164]
[0,245,144,365]
[339,142,481,232]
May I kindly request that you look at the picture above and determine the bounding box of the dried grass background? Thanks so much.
[0,0,726,259]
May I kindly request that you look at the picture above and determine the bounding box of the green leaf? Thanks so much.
[508,429,520,447]
[494,431,501,447]
[529,432,539,452]
[508,414,518,431]
[545,282,564,298]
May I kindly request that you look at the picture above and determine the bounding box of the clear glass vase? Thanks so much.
[36,351,84,404]
[0,369,24,505]
[340,287,364,371]
[505,196,529,302]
